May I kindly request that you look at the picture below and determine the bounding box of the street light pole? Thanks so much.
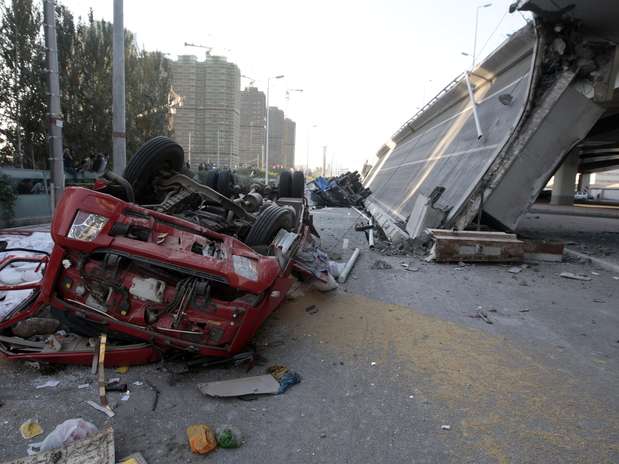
[112,0,126,174]
[264,74,284,184]
[472,3,492,69]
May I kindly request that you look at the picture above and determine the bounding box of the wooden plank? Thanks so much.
[3,427,114,464]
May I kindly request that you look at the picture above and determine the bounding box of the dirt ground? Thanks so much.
[0,208,618,463]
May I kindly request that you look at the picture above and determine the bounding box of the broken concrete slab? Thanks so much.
[197,375,280,398]
[427,229,524,263]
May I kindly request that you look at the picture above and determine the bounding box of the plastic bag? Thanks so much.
[28,419,98,455]
[328,261,346,278]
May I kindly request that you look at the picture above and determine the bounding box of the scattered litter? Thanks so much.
[107,383,128,392]
[370,361,377,366]
[132,381,143,386]
[267,365,302,394]
[441,425,451,431]
[591,271,600,276]
[27,419,97,455]
[119,452,149,464]
[405,266,419,272]
[215,425,243,449]
[145,380,160,411]
[305,304,319,315]
[187,424,217,454]
[86,400,115,417]
[371,260,392,270]
[108,377,121,384]
[121,391,131,401]
[408,395,415,399]
[116,366,129,374]
[470,308,493,324]
[613,276,619,280]
[560,272,592,281]
[508,266,524,274]
[20,419,43,439]
[342,238,349,250]
[35,379,60,389]
[78,383,90,389]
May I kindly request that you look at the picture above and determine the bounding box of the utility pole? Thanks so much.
[112,0,126,174]
[43,0,64,207]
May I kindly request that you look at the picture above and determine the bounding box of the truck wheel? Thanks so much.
[244,205,294,246]
[217,169,234,197]
[279,171,292,197]
[291,171,305,198]
[124,136,184,204]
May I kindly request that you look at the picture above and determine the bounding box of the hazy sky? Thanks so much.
[60,0,529,171]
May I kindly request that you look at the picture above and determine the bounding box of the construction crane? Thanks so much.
[241,74,256,86]
[184,42,213,57]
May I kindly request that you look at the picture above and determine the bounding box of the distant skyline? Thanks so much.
[60,0,529,171]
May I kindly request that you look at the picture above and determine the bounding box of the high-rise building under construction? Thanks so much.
[171,55,240,168]
[239,87,266,167]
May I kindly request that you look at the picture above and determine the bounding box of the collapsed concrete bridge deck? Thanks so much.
[364,0,619,242]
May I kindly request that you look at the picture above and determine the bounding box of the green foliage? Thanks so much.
[0,0,173,170]
[0,174,16,222]
[0,0,47,168]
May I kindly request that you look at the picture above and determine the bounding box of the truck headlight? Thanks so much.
[232,255,258,281]
[67,210,109,242]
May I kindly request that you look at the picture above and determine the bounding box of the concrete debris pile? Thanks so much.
[309,171,371,208]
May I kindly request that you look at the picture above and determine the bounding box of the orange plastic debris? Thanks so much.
[186,424,217,454]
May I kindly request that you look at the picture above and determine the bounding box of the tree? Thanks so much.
[0,0,47,168]
[0,1,174,170]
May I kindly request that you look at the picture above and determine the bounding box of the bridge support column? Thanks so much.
[551,150,579,205]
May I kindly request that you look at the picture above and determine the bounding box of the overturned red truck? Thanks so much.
[0,137,321,366]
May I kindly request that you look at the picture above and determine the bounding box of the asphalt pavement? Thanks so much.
[0,207,617,463]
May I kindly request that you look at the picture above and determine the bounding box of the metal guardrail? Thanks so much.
[391,72,466,141]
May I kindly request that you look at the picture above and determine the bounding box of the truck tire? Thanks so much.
[217,169,234,197]
[279,171,292,197]
[124,136,184,204]
[244,205,294,246]
[291,171,305,198]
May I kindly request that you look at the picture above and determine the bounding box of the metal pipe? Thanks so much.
[103,170,135,203]
[368,220,375,248]
[464,71,483,140]
[338,248,360,283]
